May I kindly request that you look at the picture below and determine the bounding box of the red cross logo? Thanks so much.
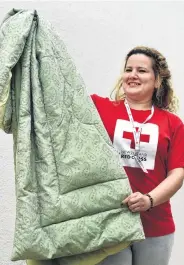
[122,128,150,149]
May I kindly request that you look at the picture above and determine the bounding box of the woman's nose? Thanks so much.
[129,70,138,78]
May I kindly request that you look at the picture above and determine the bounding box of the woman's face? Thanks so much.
[122,54,157,101]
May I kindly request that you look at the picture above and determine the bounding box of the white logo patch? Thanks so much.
[113,120,159,170]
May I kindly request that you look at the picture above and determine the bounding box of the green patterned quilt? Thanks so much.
[0,9,145,263]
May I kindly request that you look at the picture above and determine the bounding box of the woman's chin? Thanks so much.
[125,89,142,97]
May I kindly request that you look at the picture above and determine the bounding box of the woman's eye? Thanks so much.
[125,69,131,72]
[139,69,146,73]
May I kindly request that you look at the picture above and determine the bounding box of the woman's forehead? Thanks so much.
[126,54,153,68]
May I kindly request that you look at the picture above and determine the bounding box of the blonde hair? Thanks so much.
[111,46,179,113]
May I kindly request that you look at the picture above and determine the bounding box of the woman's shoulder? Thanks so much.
[157,107,184,128]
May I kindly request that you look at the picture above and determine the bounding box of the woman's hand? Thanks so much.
[122,192,151,212]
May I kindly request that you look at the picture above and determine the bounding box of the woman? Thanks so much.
[92,46,184,265]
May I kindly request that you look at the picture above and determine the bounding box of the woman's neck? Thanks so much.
[125,97,152,110]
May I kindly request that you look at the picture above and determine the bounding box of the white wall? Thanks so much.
[0,1,184,265]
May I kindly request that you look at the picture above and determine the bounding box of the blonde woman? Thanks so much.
[92,46,184,265]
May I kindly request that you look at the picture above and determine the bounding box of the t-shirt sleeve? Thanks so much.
[90,94,109,111]
[167,115,184,171]
[90,94,97,104]
[91,94,104,106]
[90,94,101,113]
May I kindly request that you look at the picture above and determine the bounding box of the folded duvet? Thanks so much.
[0,9,145,263]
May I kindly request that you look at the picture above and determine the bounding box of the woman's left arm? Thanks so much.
[123,168,184,212]
[149,167,184,207]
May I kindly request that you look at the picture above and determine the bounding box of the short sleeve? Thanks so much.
[167,116,184,171]
[90,94,110,111]
[91,94,105,106]
[90,94,97,105]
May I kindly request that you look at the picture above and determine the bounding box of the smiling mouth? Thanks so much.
[128,82,141,86]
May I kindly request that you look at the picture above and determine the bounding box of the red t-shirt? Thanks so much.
[91,94,184,237]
